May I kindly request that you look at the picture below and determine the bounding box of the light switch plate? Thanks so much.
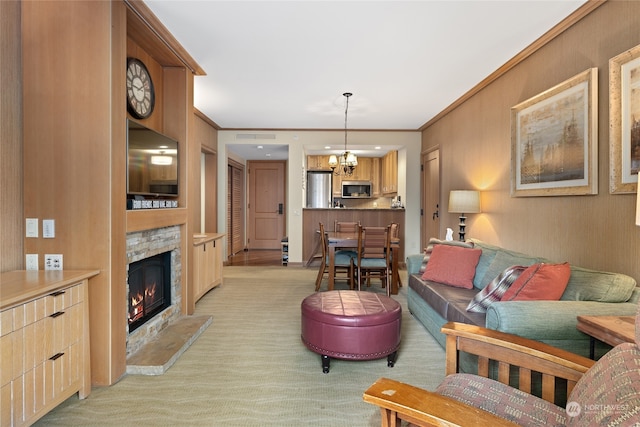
[43,219,55,238]
[26,218,38,238]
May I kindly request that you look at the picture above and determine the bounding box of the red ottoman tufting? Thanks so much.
[301,290,402,373]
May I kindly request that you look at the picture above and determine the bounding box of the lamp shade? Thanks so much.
[449,190,481,214]
[636,174,640,226]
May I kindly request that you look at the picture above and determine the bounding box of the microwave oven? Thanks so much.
[341,181,372,198]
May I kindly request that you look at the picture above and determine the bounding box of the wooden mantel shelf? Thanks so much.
[126,208,188,233]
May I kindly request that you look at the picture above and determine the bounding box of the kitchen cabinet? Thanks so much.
[371,157,382,196]
[352,157,372,181]
[0,270,97,427]
[307,155,332,171]
[193,233,225,302]
[382,150,398,195]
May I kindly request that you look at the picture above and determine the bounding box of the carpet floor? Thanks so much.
[35,266,445,426]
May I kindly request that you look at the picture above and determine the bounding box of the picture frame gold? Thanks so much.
[511,68,598,197]
[609,43,640,194]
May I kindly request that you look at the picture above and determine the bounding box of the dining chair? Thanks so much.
[352,225,392,296]
[315,222,356,291]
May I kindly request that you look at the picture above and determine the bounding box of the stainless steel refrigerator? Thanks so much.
[306,171,333,208]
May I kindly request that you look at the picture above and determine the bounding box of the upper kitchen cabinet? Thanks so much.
[381,150,398,195]
[307,155,332,170]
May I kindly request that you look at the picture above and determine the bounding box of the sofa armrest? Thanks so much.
[363,377,518,427]
[486,300,638,341]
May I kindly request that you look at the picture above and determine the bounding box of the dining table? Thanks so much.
[326,231,400,295]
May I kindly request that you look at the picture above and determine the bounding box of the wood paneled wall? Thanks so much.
[421,1,640,282]
[1,1,23,273]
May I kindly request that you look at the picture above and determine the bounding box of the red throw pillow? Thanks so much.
[501,262,571,301]
[421,244,482,289]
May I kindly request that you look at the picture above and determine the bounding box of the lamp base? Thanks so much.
[458,215,467,241]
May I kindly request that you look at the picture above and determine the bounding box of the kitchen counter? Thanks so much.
[302,208,405,264]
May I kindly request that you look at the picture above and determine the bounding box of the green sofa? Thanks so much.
[407,238,639,360]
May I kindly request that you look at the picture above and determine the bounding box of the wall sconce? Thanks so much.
[448,190,481,241]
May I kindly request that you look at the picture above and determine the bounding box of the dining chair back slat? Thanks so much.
[353,225,392,296]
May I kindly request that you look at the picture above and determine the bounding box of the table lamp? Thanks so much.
[448,190,481,241]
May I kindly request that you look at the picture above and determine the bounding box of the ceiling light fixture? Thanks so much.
[151,151,173,165]
[328,92,357,176]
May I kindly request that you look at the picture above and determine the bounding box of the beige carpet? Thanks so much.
[35,266,445,426]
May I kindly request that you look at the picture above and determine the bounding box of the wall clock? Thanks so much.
[126,58,155,119]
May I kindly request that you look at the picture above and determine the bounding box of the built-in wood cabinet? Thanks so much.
[382,150,398,195]
[307,155,332,170]
[351,157,373,181]
[371,157,382,197]
[0,270,97,427]
[193,234,224,302]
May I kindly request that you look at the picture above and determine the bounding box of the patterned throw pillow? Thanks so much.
[466,265,527,313]
[502,262,571,301]
[419,238,474,273]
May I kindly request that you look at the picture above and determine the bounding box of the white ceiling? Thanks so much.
[145,0,586,159]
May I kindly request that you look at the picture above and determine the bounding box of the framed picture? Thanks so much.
[609,43,640,194]
[510,68,598,197]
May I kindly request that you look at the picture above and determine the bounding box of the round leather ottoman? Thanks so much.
[301,290,401,373]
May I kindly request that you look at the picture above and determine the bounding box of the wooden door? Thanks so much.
[422,148,440,248]
[227,161,245,256]
[247,161,286,249]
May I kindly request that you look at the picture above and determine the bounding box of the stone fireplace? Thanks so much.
[126,225,182,358]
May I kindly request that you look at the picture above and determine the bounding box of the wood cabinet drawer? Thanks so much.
[0,280,87,427]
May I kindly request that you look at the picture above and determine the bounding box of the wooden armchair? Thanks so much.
[364,319,640,426]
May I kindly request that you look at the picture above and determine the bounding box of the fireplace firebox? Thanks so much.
[128,252,172,332]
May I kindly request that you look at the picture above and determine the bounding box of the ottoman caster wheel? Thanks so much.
[387,351,397,368]
[322,355,330,373]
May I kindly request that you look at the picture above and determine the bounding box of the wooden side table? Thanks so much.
[576,315,636,359]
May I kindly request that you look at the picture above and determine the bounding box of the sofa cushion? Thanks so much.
[469,239,541,289]
[409,276,483,326]
[467,239,500,288]
[502,263,571,301]
[466,265,527,313]
[422,245,482,289]
[419,238,474,273]
[561,265,637,303]
[478,250,539,290]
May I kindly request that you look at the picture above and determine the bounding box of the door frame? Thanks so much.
[421,146,440,249]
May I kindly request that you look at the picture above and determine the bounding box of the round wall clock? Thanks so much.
[126,58,155,119]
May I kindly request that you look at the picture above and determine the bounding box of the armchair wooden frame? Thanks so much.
[363,322,595,427]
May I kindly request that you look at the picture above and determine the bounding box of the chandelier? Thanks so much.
[328,92,357,176]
